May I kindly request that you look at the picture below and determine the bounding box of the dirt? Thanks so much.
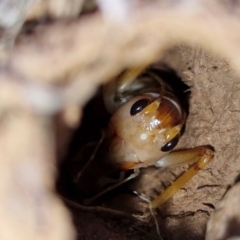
[59,46,240,240]
[2,1,240,240]
[64,200,154,240]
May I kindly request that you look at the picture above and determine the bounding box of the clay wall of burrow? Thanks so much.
[1,1,240,240]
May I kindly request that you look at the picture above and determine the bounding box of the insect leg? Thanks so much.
[73,131,105,183]
[84,168,140,205]
[151,147,214,208]
[116,66,146,93]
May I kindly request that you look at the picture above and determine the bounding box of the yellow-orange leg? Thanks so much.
[117,66,147,93]
[151,147,214,209]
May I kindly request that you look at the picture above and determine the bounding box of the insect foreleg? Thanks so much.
[84,168,140,205]
[151,147,214,208]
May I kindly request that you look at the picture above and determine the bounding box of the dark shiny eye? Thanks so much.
[130,99,151,115]
[161,134,180,152]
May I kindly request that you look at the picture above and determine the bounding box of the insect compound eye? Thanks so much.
[161,134,180,152]
[130,98,151,116]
